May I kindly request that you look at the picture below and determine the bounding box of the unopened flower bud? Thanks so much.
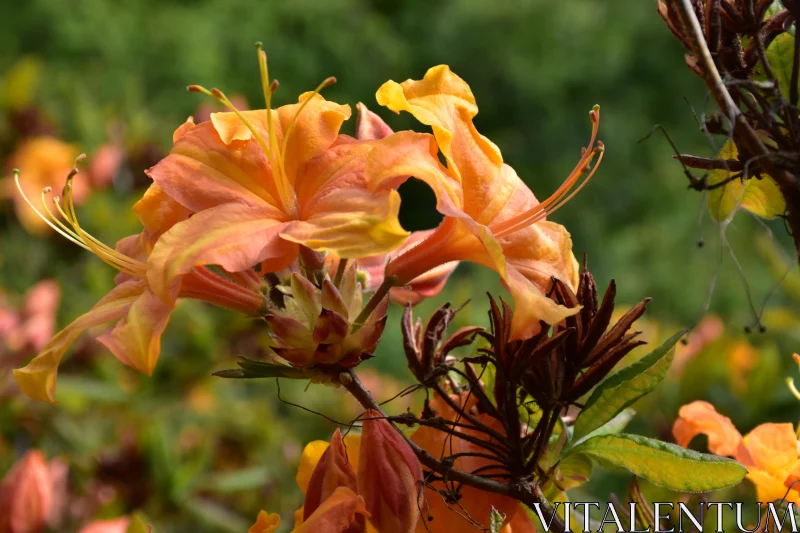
[304,429,358,521]
[358,410,423,533]
[0,451,52,533]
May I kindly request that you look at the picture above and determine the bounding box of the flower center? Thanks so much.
[188,43,336,220]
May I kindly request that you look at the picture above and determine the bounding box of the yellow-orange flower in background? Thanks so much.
[3,137,85,234]
[12,178,266,403]
[365,66,603,339]
[145,48,409,305]
[673,401,800,504]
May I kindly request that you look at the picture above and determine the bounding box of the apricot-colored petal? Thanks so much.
[147,203,292,302]
[147,118,280,212]
[365,131,462,212]
[13,280,146,403]
[95,288,173,376]
[356,102,394,141]
[133,183,192,243]
[504,263,580,340]
[672,401,743,457]
[359,409,423,533]
[249,511,280,533]
[740,423,798,478]
[304,429,359,520]
[296,486,369,533]
[376,66,509,220]
[277,94,352,185]
[282,188,408,258]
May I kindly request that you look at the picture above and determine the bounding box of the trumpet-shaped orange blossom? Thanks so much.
[673,400,800,504]
[145,47,409,304]
[12,168,266,403]
[365,65,603,339]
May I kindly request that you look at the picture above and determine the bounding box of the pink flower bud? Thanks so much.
[0,451,52,533]
[357,410,423,533]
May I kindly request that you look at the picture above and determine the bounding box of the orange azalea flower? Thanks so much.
[253,410,423,533]
[411,393,536,533]
[144,48,409,304]
[0,450,69,533]
[673,401,800,503]
[12,173,267,403]
[365,66,603,339]
[77,517,132,533]
[3,136,86,234]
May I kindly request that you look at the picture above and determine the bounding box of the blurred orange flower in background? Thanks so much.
[673,401,800,504]
[3,136,85,235]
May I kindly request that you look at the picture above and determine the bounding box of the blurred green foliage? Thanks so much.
[2,0,800,531]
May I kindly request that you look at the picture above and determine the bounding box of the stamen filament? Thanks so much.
[15,166,146,279]
[491,106,602,239]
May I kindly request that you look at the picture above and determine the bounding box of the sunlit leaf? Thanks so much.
[707,140,785,222]
[572,331,682,441]
[766,32,796,100]
[568,434,746,492]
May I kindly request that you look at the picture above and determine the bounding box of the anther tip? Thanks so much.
[254,41,263,49]
[596,140,605,151]
[76,153,87,164]
[323,76,337,87]
[211,88,224,98]
[270,79,279,93]
[187,85,202,93]
[12,168,20,175]
[42,186,52,193]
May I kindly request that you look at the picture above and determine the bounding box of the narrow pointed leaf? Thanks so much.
[568,434,746,492]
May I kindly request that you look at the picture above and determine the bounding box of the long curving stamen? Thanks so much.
[281,76,336,163]
[491,106,603,239]
[14,162,146,278]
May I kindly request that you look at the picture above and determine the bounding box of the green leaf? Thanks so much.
[568,434,747,492]
[573,331,683,441]
[571,408,636,451]
[489,506,505,533]
[766,32,796,100]
[126,514,152,533]
[707,140,786,223]
[555,450,593,491]
[212,358,311,380]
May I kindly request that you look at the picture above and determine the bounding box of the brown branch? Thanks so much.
[339,370,566,533]
[673,0,800,261]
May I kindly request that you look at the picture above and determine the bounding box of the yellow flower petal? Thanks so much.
[95,289,174,376]
[13,280,146,403]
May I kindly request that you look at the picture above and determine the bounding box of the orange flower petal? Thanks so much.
[672,401,743,457]
[132,184,192,244]
[147,118,281,212]
[739,423,800,503]
[96,288,174,376]
[249,511,280,533]
[295,486,369,533]
[13,280,147,403]
[147,203,293,303]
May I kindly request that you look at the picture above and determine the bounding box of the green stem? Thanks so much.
[352,276,396,331]
[333,258,348,288]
